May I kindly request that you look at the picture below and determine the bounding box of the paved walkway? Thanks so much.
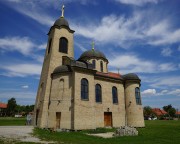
[0,126,55,143]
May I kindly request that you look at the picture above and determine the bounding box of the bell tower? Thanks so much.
[34,5,75,128]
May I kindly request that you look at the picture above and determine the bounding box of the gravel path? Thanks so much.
[0,126,55,143]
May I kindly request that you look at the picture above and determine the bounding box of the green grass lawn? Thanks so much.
[34,120,180,144]
[0,117,26,126]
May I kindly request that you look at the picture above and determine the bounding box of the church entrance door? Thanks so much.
[104,112,112,127]
[56,112,61,129]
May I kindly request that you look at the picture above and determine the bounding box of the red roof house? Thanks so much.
[0,103,7,109]
[152,108,167,116]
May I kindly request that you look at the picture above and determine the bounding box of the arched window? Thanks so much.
[59,37,68,53]
[112,86,118,104]
[47,38,52,54]
[135,87,141,105]
[81,78,89,100]
[95,84,102,103]
[100,61,103,72]
[92,60,96,69]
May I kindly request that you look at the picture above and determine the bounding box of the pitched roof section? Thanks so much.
[176,111,180,115]
[96,72,122,79]
[152,108,167,116]
[0,103,7,108]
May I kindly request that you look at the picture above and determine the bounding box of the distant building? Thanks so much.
[33,6,144,130]
[152,108,167,117]
[0,102,7,116]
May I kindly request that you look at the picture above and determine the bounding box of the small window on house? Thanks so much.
[81,78,89,100]
[47,38,52,54]
[135,87,141,105]
[59,37,68,53]
[92,60,96,69]
[95,84,102,103]
[112,86,118,104]
[100,61,103,72]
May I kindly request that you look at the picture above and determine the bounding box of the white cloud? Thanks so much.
[167,89,180,96]
[0,37,35,55]
[0,63,42,77]
[37,43,47,50]
[21,85,29,89]
[0,36,45,56]
[108,54,177,74]
[141,75,180,88]
[0,90,36,105]
[115,0,160,6]
[5,1,54,26]
[141,89,156,96]
[5,1,179,48]
[72,11,180,48]
[5,0,97,27]
[75,42,87,52]
[151,76,180,88]
[141,88,180,97]
[161,48,172,57]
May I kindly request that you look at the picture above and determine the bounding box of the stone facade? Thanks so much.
[33,12,145,130]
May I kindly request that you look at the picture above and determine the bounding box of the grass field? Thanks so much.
[0,118,179,144]
[33,120,180,144]
[0,117,26,126]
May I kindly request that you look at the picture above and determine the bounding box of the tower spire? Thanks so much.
[61,5,65,18]
[92,41,95,50]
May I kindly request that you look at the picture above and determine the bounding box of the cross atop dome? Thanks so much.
[92,41,95,50]
[61,5,65,18]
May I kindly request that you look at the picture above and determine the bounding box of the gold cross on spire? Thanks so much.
[61,5,65,18]
[92,41,95,50]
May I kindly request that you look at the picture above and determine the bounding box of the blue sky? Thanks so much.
[0,0,180,109]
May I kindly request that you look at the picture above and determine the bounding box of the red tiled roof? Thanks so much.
[176,111,180,115]
[96,72,121,79]
[0,103,7,108]
[152,108,167,116]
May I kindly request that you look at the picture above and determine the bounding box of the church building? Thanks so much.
[33,6,144,130]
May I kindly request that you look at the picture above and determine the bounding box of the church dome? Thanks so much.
[53,65,71,74]
[54,17,69,28]
[79,49,108,61]
[122,73,140,80]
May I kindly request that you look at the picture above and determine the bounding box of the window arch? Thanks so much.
[100,61,103,72]
[95,84,102,103]
[112,86,118,104]
[92,60,96,69]
[135,87,141,105]
[47,38,52,54]
[81,78,89,100]
[59,37,68,53]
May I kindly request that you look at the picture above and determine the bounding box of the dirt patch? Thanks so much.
[87,132,114,138]
[0,126,55,143]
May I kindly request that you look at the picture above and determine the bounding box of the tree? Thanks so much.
[144,106,153,117]
[163,104,176,119]
[6,97,17,116]
[143,106,156,119]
